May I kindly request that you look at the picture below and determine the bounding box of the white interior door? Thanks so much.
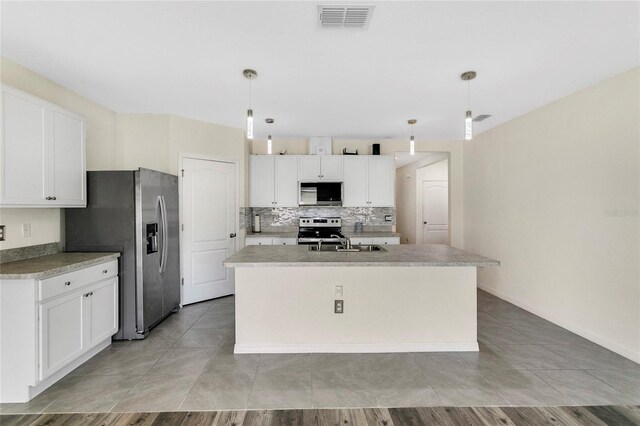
[182,157,236,305]
[422,181,449,244]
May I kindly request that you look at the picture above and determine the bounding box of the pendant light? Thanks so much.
[243,69,258,140]
[461,71,476,140]
[408,119,417,155]
[265,118,274,155]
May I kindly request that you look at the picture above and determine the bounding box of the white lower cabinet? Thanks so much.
[245,236,297,246]
[350,236,400,245]
[85,279,118,348]
[39,291,86,380]
[0,258,119,403]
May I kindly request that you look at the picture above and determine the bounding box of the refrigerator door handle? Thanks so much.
[159,195,169,274]
[158,196,165,273]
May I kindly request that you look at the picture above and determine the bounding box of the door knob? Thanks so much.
[229,233,237,238]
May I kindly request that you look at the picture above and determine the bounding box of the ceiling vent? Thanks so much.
[318,5,375,29]
[473,114,492,122]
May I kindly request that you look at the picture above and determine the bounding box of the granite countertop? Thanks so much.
[224,244,499,267]
[0,252,120,279]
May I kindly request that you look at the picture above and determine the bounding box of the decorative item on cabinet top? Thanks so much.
[0,84,86,208]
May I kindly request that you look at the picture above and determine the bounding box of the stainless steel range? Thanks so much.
[297,217,345,245]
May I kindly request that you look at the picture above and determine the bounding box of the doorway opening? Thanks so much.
[394,152,450,245]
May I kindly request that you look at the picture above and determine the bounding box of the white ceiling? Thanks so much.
[1,1,638,140]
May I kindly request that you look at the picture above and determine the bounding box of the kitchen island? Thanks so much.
[224,244,499,354]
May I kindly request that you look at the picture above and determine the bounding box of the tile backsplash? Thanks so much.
[240,206,394,232]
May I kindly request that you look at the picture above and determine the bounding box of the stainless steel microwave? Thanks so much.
[299,182,342,206]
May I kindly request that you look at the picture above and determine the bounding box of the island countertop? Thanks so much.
[0,252,120,279]
[224,244,499,267]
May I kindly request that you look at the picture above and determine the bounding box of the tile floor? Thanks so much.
[1,290,638,414]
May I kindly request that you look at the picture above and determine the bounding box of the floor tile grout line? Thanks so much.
[581,369,637,396]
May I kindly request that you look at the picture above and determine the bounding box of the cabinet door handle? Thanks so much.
[45,196,52,200]
[84,292,90,297]
[52,196,57,200]
[102,269,108,274]
[229,233,237,238]
[64,281,71,286]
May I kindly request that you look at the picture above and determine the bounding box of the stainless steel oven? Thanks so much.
[297,217,345,245]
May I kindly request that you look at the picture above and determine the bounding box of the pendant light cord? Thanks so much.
[467,80,470,110]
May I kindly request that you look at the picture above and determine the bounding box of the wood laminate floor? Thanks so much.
[1,406,640,425]
[1,291,639,415]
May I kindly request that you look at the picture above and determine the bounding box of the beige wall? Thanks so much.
[396,157,449,244]
[116,114,171,172]
[464,67,640,362]
[0,58,248,250]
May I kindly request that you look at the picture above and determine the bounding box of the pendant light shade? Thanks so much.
[408,119,417,156]
[465,110,472,141]
[461,71,476,141]
[247,109,254,140]
[243,69,257,140]
[266,118,274,155]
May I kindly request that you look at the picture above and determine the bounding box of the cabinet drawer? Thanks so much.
[38,269,86,301]
[86,260,118,283]
[372,237,400,245]
[246,237,272,246]
[272,238,297,246]
[350,237,373,245]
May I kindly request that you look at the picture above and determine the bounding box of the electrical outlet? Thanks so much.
[384,214,393,222]
[0,225,5,241]
[22,223,31,238]
[334,300,344,314]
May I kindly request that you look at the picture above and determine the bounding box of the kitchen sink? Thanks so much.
[308,244,387,252]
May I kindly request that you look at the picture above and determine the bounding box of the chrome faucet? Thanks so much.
[331,234,351,249]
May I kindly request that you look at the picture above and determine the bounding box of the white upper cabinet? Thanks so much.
[50,107,86,206]
[249,155,298,207]
[1,85,86,208]
[343,155,395,207]
[1,86,47,205]
[249,155,275,207]
[274,156,298,206]
[298,155,343,181]
[367,156,395,207]
[343,156,368,207]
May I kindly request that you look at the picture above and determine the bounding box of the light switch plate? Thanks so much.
[0,225,5,241]
[22,223,31,238]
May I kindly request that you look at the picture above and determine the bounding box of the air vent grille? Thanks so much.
[318,5,375,29]
[473,114,492,122]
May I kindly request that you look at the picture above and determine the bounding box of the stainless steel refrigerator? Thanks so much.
[65,168,180,340]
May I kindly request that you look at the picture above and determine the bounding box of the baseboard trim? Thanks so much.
[234,341,479,354]
[477,283,640,364]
